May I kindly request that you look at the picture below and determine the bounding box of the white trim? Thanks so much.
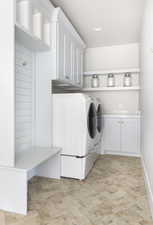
[84,68,140,76]
[141,157,153,219]
[82,86,140,92]
[102,151,140,157]
[102,114,141,119]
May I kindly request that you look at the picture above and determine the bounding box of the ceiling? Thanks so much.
[50,0,145,48]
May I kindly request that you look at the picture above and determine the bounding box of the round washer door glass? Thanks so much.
[87,103,96,139]
[97,104,102,133]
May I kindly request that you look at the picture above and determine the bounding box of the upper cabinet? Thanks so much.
[51,8,86,87]
[15,0,54,51]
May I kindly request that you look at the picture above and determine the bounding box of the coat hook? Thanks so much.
[22,61,27,66]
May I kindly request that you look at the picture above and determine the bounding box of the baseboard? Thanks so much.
[101,151,140,157]
[141,157,153,219]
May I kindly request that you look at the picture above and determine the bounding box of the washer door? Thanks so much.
[87,103,96,139]
[97,104,102,133]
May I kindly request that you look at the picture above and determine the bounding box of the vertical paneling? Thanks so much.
[15,43,34,153]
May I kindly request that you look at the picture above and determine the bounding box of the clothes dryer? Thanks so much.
[95,98,103,155]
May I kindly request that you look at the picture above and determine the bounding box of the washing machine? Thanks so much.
[52,93,97,180]
[95,98,103,155]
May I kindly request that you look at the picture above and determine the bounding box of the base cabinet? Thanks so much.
[102,118,121,152]
[102,116,140,156]
[121,118,140,154]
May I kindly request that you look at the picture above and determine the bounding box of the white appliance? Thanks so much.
[53,93,97,180]
[91,97,103,161]
[95,98,103,153]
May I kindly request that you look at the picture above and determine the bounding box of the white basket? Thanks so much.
[33,11,43,40]
[43,21,50,46]
[16,0,32,31]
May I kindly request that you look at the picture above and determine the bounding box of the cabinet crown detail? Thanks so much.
[51,7,86,48]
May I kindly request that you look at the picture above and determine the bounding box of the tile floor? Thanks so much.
[1,155,153,225]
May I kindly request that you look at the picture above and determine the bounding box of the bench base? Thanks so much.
[0,151,61,215]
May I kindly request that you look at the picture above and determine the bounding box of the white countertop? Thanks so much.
[102,113,141,118]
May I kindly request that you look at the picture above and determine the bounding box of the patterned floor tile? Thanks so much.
[1,155,153,225]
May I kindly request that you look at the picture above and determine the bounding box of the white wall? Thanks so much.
[84,91,140,115]
[84,43,140,114]
[141,0,153,216]
[85,43,139,72]
[0,0,15,166]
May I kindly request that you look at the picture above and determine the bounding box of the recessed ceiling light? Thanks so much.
[93,27,102,32]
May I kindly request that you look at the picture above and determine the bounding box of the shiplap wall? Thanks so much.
[15,43,34,153]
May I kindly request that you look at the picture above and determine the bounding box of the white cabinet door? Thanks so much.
[63,32,72,82]
[71,44,81,86]
[73,45,78,85]
[57,25,76,84]
[76,48,83,87]
[56,24,84,86]
[121,118,140,154]
[57,24,65,81]
[102,118,121,152]
[70,41,75,83]
[73,47,83,87]
[80,50,84,87]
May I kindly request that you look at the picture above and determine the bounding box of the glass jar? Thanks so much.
[91,75,99,88]
[124,73,132,87]
[107,73,115,87]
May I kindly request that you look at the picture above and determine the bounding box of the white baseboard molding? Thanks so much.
[141,157,153,219]
[101,150,140,157]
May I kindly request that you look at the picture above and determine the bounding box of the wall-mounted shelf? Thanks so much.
[15,23,50,51]
[82,86,140,92]
[84,68,140,76]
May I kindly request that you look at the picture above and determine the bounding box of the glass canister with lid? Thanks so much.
[123,73,132,87]
[91,74,100,88]
[107,73,115,87]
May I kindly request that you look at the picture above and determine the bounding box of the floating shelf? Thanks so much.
[15,23,50,51]
[82,86,140,92]
[15,147,61,171]
[84,68,140,76]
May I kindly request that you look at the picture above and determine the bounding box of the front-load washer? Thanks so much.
[53,93,97,180]
[95,98,103,155]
